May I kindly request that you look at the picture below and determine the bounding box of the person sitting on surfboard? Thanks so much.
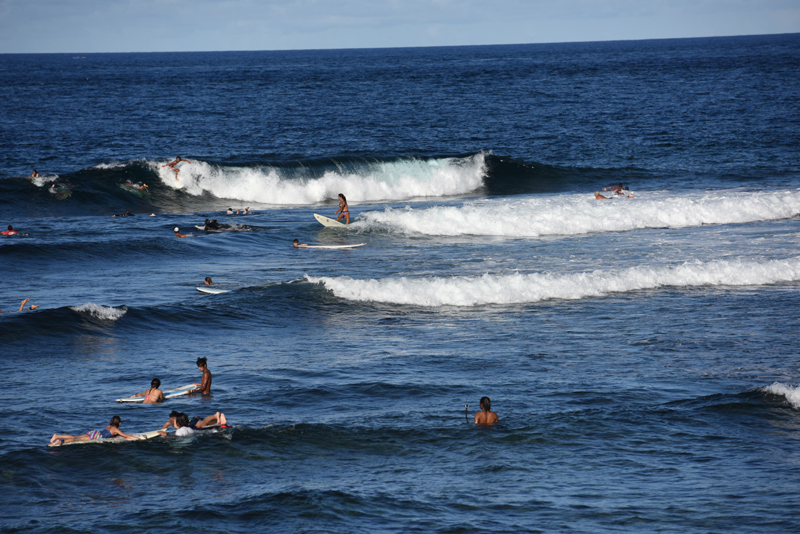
[474,397,499,425]
[192,357,212,395]
[49,415,137,445]
[335,193,350,224]
[292,239,308,248]
[163,156,191,180]
[132,378,164,404]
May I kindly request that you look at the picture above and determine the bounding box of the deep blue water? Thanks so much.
[2,34,800,533]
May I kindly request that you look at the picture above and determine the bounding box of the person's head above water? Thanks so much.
[109,415,122,428]
[480,396,492,411]
[174,227,180,232]
[204,277,213,285]
[7,225,12,231]
[151,378,161,389]
[197,357,207,369]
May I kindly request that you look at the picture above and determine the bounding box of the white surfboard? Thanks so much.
[48,429,163,447]
[314,213,350,228]
[116,383,197,403]
[299,243,366,249]
[196,287,231,294]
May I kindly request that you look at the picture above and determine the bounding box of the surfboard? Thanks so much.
[116,383,197,403]
[196,287,231,294]
[300,243,366,249]
[314,213,350,228]
[48,429,163,447]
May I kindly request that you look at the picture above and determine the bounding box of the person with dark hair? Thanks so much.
[335,193,350,224]
[1,225,19,236]
[49,416,137,445]
[159,410,228,436]
[292,239,308,248]
[163,156,192,180]
[193,357,212,395]
[474,397,499,425]
[173,227,195,238]
[174,413,195,436]
[204,277,213,286]
[133,378,164,404]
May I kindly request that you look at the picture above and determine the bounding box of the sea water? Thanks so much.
[1,34,800,533]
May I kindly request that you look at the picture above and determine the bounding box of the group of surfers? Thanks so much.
[595,183,634,199]
[48,357,219,446]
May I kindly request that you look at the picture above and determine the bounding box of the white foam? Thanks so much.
[151,154,486,204]
[307,256,800,307]
[70,303,127,321]
[359,189,800,237]
[762,382,800,409]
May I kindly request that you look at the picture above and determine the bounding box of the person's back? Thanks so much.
[474,396,499,425]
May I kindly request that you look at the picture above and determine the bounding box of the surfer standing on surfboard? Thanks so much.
[335,193,350,224]
[192,357,212,395]
[163,156,191,180]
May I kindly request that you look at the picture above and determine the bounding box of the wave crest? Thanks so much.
[762,382,800,409]
[69,303,127,321]
[307,257,800,307]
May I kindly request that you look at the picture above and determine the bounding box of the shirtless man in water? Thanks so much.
[193,357,212,395]
[163,156,192,180]
[474,396,499,425]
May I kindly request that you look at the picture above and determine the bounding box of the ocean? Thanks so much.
[1,33,800,533]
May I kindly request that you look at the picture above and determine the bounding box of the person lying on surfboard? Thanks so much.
[158,410,228,436]
[132,378,164,404]
[474,397,499,425]
[192,357,212,395]
[50,415,138,445]
[173,227,196,238]
[335,193,350,224]
[292,239,308,248]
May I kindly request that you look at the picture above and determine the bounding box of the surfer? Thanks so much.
[603,183,624,193]
[292,239,308,248]
[203,219,221,230]
[335,193,350,224]
[112,210,135,217]
[163,156,191,180]
[132,378,164,404]
[204,277,214,286]
[30,170,41,178]
[0,298,39,313]
[474,397,499,425]
[173,227,196,238]
[192,357,212,395]
[49,416,137,445]
[158,410,227,436]
[1,225,19,236]
[594,191,609,199]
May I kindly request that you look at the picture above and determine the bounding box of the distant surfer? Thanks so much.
[603,183,624,193]
[132,378,164,404]
[1,225,19,236]
[204,277,214,286]
[158,410,228,436]
[173,227,196,238]
[474,397,499,425]
[292,239,308,248]
[594,191,609,199]
[49,415,137,445]
[192,357,212,395]
[163,156,191,180]
[30,169,41,178]
[203,219,221,230]
[335,193,350,224]
[112,210,135,217]
[0,298,39,313]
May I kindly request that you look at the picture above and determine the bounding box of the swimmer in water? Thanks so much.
[192,357,212,395]
[1,298,39,313]
[594,191,609,199]
[132,378,164,404]
[204,277,213,286]
[173,227,196,239]
[293,239,308,248]
[31,170,41,178]
[1,225,19,236]
[49,415,137,445]
[335,193,350,224]
[163,156,192,180]
[474,396,499,425]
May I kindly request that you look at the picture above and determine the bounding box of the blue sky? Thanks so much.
[1,0,798,53]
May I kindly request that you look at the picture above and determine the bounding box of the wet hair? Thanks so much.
[110,415,122,427]
[197,357,207,368]
[151,378,161,389]
[204,277,213,284]
[293,239,299,244]
[7,225,12,231]
[480,397,491,411]
[205,219,210,224]
[176,413,190,428]
[338,193,347,203]
[169,410,181,419]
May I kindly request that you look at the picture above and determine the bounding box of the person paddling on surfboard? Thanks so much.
[474,396,499,425]
[173,227,196,238]
[49,415,138,445]
[334,193,350,224]
[192,357,212,395]
[132,378,165,404]
[292,239,308,248]
[158,410,228,435]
